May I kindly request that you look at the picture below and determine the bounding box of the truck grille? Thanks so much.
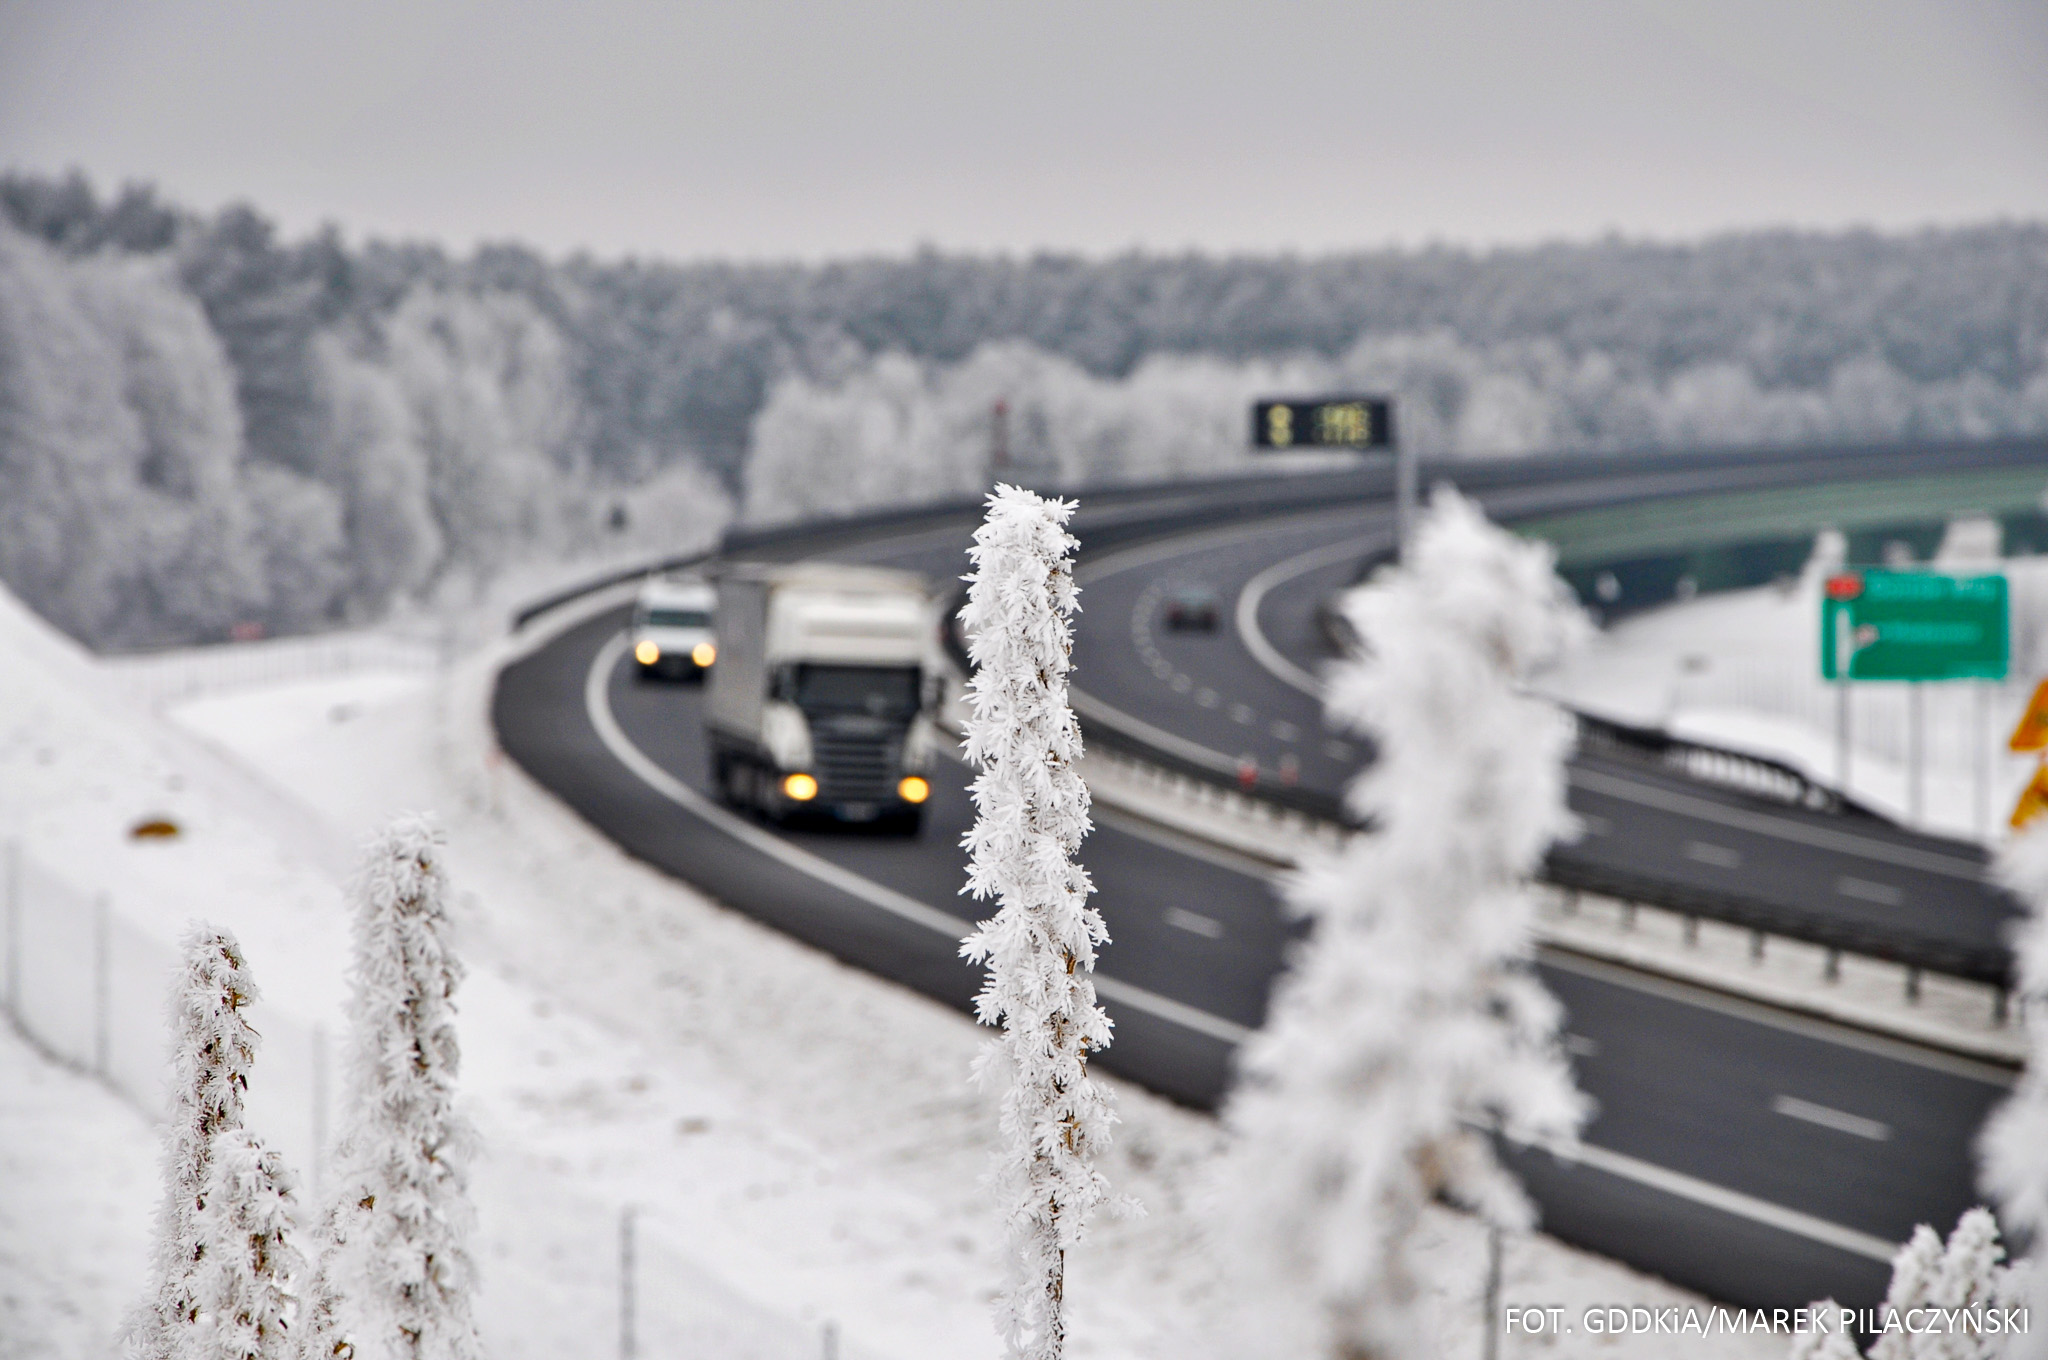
[813,727,904,803]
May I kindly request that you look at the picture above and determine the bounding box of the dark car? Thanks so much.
[1163,585,1221,632]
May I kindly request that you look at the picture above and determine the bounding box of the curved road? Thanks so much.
[495,450,2034,1312]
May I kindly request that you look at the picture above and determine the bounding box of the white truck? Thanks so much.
[630,573,718,681]
[704,562,941,833]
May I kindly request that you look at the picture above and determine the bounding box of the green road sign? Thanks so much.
[1819,569,2008,681]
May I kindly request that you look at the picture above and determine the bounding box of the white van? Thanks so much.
[630,574,717,681]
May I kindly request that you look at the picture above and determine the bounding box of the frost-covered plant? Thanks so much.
[193,1128,306,1360]
[1793,1208,2022,1360]
[958,484,1120,1360]
[129,927,263,1360]
[1980,820,2048,1358]
[302,817,480,1360]
[1217,487,1591,1360]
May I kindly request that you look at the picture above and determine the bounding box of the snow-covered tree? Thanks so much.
[128,927,263,1360]
[1792,1209,2022,1360]
[193,1128,306,1360]
[1216,487,1591,1360]
[302,817,480,1360]
[1980,821,2048,1358]
[958,484,1120,1360]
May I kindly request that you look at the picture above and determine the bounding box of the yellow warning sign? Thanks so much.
[2012,760,2048,830]
[2010,678,2048,753]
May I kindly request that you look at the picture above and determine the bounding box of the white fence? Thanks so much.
[104,634,441,710]
[1,838,334,1197]
[0,837,874,1360]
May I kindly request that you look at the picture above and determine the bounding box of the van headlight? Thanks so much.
[634,640,660,666]
[692,642,716,667]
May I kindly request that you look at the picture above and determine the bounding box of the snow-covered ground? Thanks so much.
[1541,553,2048,846]
[3,571,1820,1360]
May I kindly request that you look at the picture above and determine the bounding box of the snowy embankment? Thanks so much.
[1,578,1778,1360]
[1540,554,2048,845]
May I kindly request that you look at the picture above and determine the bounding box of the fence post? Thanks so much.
[93,891,111,1079]
[311,1022,330,1202]
[4,838,18,1020]
[619,1204,637,1360]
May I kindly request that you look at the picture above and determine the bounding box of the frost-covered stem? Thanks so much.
[1981,823,2048,1357]
[958,485,1118,1360]
[129,927,262,1360]
[193,1129,305,1360]
[1218,488,1590,1360]
[309,817,480,1360]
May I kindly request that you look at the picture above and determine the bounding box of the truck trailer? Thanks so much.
[704,562,941,833]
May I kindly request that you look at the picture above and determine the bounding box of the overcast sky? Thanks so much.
[3,0,2045,263]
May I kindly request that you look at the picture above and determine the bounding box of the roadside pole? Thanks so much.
[1976,682,1990,839]
[1833,609,1853,796]
[619,1204,637,1360]
[1909,682,1924,825]
[1395,440,1417,563]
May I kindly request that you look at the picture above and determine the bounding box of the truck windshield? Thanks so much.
[793,665,920,718]
[641,608,710,628]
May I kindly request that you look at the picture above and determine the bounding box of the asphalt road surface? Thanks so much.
[495,450,2035,1311]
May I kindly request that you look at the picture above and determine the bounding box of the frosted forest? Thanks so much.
[5,170,2048,651]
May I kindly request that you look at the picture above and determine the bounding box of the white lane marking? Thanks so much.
[1270,720,1299,742]
[1170,673,1193,693]
[1570,766,1983,881]
[1323,738,1354,761]
[1195,522,1989,884]
[1579,813,1613,836]
[1195,688,1220,709]
[1538,947,2018,1085]
[1163,907,1226,939]
[1771,1095,1892,1142]
[1684,840,1743,870]
[582,631,1254,1047]
[1229,703,1257,726]
[1234,529,1390,697]
[1089,803,1290,882]
[1837,876,1904,907]
[578,627,1930,1271]
[1543,1140,1898,1264]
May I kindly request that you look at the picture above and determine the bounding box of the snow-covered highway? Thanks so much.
[492,442,2042,1316]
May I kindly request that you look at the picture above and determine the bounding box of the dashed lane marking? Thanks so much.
[1163,907,1226,939]
[1770,1095,1892,1142]
[1684,840,1743,870]
[578,629,1920,1277]
[1836,876,1904,907]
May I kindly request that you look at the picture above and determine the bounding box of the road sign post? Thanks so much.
[1821,569,2009,819]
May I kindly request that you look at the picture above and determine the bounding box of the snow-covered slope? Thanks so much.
[0,578,1781,1360]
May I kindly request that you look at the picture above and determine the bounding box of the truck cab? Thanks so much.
[631,574,717,681]
[705,563,940,833]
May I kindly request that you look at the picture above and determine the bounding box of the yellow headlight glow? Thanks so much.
[633,640,660,666]
[782,772,819,802]
[897,775,931,804]
[692,641,716,667]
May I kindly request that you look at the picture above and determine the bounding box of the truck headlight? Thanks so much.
[691,642,716,667]
[634,640,660,666]
[782,772,819,802]
[897,775,930,804]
